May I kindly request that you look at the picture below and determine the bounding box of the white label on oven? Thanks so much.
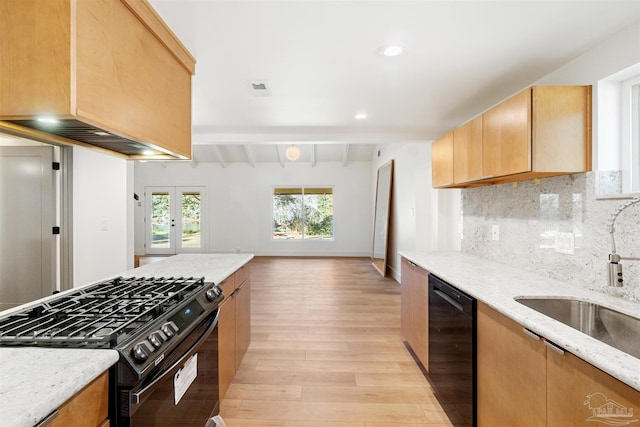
[174,353,198,405]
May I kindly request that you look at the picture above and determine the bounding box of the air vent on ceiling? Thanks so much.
[247,80,271,97]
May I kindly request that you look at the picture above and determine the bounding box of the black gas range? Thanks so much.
[0,276,224,427]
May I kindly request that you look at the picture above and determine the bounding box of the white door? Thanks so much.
[0,146,56,310]
[145,186,207,255]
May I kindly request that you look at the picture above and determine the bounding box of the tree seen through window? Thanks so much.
[273,187,333,239]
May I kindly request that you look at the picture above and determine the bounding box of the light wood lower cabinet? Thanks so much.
[547,346,640,426]
[235,279,251,371]
[218,263,251,400]
[477,302,546,427]
[400,257,429,369]
[49,371,109,427]
[218,293,237,400]
[478,302,640,427]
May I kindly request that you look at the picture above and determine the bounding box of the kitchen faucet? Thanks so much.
[607,197,640,287]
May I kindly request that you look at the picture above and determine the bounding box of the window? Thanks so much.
[273,187,333,240]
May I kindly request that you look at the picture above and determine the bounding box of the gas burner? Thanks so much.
[0,276,208,349]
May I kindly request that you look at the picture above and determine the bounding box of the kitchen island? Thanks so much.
[0,253,253,427]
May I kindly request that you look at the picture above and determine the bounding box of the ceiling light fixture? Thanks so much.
[355,112,368,120]
[286,145,300,161]
[379,45,403,57]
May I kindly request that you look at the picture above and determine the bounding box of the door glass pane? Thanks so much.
[181,192,201,248]
[151,192,171,249]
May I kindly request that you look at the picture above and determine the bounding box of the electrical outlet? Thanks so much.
[101,219,109,231]
[555,232,575,255]
[491,225,499,241]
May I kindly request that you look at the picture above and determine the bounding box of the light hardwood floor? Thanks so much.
[220,257,469,427]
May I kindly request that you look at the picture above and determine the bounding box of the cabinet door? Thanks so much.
[453,116,483,183]
[218,297,237,400]
[532,86,592,173]
[400,258,413,342]
[235,280,251,370]
[50,372,109,427]
[400,258,429,369]
[432,132,454,187]
[482,88,532,177]
[547,347,640,426]
[477,302,546,427]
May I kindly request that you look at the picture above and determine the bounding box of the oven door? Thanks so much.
[120,310,219,427]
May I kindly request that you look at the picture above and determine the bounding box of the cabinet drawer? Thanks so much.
[235,263,250,286]
[218,274,236,301]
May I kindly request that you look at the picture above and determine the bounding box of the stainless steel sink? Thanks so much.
[515,297,640,359]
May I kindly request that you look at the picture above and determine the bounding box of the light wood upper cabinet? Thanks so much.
[431,132,454,187]
[453,115,483,183]
[0,0,195,160]
[432,85,591,188]
[400,257,429,369]
[482,89,532,178]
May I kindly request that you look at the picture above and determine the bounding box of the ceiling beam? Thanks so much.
[211,145,227,168]
[276,145,285,168]
[243,144,255,168]
[342,144,350,166]
[311,144,316,167]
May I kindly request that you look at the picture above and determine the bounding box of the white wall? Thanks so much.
[535,21,640,174]
[134,160,372,257]
[72,147,129,287]
[371,142,461,281]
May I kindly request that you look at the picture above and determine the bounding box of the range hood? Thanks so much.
[0,0,195,160]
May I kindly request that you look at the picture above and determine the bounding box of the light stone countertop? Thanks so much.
[0,253,253,427]
[0,348,119,427]
[119,253,254,284]
[399,250,640,392]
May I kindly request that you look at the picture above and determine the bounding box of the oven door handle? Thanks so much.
[130,311,219,406]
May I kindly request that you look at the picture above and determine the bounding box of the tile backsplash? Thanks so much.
[462,172,640,302]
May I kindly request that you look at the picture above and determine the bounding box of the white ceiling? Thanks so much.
[149,0,640,166]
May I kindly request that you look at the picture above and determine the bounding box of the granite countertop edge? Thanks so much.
[0,253,254,427]
[0,348,119,427]
[399,250,640,392]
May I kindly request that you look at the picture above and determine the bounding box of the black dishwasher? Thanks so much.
[428,274,476,427]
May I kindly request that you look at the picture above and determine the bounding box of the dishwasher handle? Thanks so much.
[429,274,475,317]
[433,289,464,312]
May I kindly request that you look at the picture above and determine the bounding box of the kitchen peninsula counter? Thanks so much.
[0,253,253,427]
[120,253,254,283]
[399,250,640,392]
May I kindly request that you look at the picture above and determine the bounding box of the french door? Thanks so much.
[145,186,207,255]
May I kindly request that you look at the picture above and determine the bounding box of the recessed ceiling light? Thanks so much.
[94,131,110,136]
[379,45,403,57]
[142,150,155,156]
[355,113,368,120]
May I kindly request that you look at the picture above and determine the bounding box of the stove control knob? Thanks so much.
[161,322,177,339]
[205,286,220,302]
[148,331,166,349]
[132,341,152,362]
